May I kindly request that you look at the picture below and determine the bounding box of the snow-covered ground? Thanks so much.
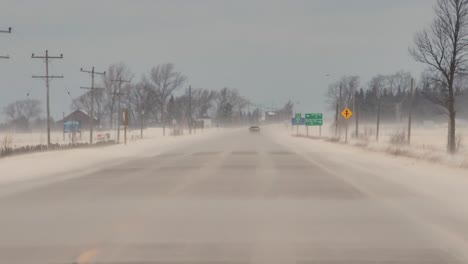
[286,121,468,168]
[266,125,468,214]
[0,126,207,148]
[0,127,223,185]
[2,121,467,189]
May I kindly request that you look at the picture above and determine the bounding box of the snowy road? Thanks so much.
[1,127,468,263]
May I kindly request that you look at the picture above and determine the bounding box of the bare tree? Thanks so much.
[418,71,451,115]
[388,71,413,103]
[216,87,234,124]
[188,88,217,118]
[387,71,413,95]
[383,71,414,123]
[101,63,133,129]
[368,75,386,141]
[326,76,360,110]
[278,100,294,121]
[125,80,154,137]
[71,89,106,128]
[3,99,42,130]
[215,87,249,125]
[148,63,187,136]
[409,0,468,153]
[326,76,360,136]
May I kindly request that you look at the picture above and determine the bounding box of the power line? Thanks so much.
[111,78,130,143]
[64,86,80,109]
[0,27,12,59]
[32,50,64,148]
[80,67,106,144]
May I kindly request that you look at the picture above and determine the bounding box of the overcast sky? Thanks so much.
[0,0,435,121]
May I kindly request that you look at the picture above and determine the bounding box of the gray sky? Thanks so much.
[0,0,434,121]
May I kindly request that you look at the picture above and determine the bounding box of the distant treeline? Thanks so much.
[327,71,468,124]
[1,62,296,132]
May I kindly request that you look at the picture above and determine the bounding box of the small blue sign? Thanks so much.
[64,121,80,133]
[291,118,305,125]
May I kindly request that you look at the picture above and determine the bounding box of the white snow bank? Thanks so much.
[0,126,208,147]
[285,121,468,168]
[264,125,468,209]
[0,127,225,185]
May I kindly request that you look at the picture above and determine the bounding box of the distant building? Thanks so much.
[56,110,97,130]
[197,114,212,128]
[265,111,279,122]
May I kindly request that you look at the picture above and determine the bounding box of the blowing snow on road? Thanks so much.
[3,1,468,263]
[1,126,468,263]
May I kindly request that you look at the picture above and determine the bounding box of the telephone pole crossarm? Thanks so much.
[0,27,12,33]
[1,26,12,59]
[80,87,105,90]
[31,54,63,59]
[32,75,64,79]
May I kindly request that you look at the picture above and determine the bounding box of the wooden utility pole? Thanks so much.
[140,110,145,139]
[188,85,192,134]
[62,112,65,141]
[123,109,128,145]
[345,122,348,143]
[80,67,106,144]
[408,78,414,144]
[0,27,12,59]
[338,83,342,138]
[355,90,359,137]
[376,94,381,142]
[32,50,63,148]
[335,103,339,137]
[111,78,130,143]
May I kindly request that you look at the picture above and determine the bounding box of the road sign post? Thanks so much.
[341,108,353,142]
[295,113,301,136]
[341,108,352,120]
[123,109,128,145]
[304,113,323,137]
[291,118,305,125]
[345,123,348,143]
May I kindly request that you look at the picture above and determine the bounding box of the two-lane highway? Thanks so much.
[0,128,467,263]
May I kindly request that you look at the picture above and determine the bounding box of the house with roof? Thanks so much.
[56,110,98,130]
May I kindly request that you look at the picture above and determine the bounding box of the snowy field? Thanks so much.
[0,126,209,148]
[2,120,467,188]
[287,120,468,168]
[0,127,224,185]
[265,126,468,215]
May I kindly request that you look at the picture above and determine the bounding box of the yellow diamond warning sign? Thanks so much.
[341,107,353,120]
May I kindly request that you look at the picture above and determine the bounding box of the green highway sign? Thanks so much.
[295,113,301,121]
[305,119,323,126]
[305,113,322,120]
[304,112,323,126]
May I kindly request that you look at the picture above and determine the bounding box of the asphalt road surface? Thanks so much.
[1,128,467,263]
